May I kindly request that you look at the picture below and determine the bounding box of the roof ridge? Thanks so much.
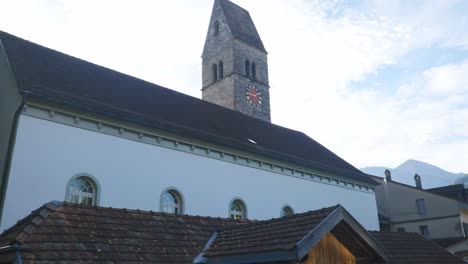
[1,30,374,184]
[59,201,252,223]
[17,202,338,233]
[0,30,171,92]
[218,205,340,234]
[219,0,250,14]
[0,31,276,128]
[3,31,322,143]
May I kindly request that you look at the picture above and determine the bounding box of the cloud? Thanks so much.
[423,59,468,94]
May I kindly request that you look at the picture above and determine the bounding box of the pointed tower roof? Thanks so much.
[218,0,267,53]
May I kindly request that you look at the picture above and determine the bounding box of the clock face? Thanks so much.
[246,85,262,106]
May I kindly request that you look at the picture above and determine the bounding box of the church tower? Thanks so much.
[202,0,271,122]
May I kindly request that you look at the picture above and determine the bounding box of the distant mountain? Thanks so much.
[361,159,467,189]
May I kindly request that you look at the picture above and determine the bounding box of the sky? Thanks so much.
[1,0,468,173]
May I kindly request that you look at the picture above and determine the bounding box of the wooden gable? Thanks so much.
[302,232,355,264]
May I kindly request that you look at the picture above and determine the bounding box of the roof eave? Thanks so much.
[22,90,376,186]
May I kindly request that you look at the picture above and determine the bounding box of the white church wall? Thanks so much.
[2,113,379,231]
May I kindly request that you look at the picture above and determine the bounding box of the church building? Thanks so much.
[0,0,379,233]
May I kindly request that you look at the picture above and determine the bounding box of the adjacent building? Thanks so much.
[374,170,468,261]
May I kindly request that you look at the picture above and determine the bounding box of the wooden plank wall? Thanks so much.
[301,232,355,264]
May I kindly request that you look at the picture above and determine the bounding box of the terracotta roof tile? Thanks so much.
[433,237,466,248]
[1,202,464,263]
[204,205,338,256]
[0,202,246,263]
[370,231,466,264]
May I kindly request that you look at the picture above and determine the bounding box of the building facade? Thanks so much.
[0,0,379,232]
[375,174,468,238]
[374,172,468,261]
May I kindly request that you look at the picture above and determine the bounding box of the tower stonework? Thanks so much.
[202,0,271,122]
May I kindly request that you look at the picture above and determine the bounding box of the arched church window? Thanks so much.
[66,175,98,206]
[212,64,218,82]
[230,198,247,219]
[245,60,250,77]
[251,62,256,80]
[213,20,219,36]
[281,205,294,217]
[161,188,184,214]
[218,61,224,79]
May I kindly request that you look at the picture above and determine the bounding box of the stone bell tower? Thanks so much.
[201,0,271,122]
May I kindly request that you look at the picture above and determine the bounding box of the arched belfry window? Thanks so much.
[213,20,219,36]
[230,198,247,219]
[160,188,184,214]
[281,205,294,217]
[245,60,250,77]
[251,62,256,80]
[212,64,218,82]
[218,61,224,79]
[66,175,99,206]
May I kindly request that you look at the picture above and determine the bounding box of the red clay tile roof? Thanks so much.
[0,201,247,263]
[433,237,466,248]
[1,202,465,263]
[204,205,339,256]
[370,231,466,264]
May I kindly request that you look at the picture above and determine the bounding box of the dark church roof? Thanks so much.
[0,30,375,185]
[218,0,267,53]
[0,202,464,263]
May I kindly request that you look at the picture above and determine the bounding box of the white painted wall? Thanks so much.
[2,115,379,231]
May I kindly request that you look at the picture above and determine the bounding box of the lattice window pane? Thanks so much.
[230,200,245,220]
[67,177,96,206]
[162,191,181,214]
[281,206,294,217]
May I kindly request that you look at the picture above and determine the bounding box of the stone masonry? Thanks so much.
[201,0,271,122]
